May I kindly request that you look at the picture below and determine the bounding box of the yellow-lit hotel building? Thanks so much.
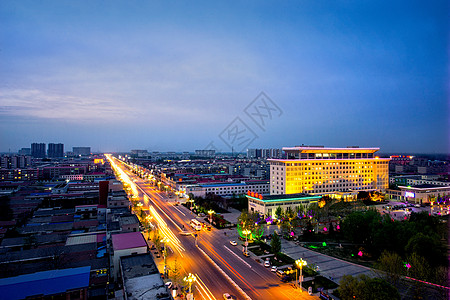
[269,146,390,197]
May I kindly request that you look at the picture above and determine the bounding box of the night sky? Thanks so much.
[1,1,448,153]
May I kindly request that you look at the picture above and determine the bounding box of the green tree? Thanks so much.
[271,231,281,254]
[337,275,400,300]
[171,257,182,287]
[405,232,445,267]
[274,206,283,220]
[376,251,403,285]
[285,207,295,219]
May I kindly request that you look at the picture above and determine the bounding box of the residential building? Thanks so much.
[195,149,215,157]
[47,143,64,158]
[0,155,31,169]
[0,266,91,300]
[111,232,147,280]
[18,147,31,155]
[31,143,46,158]
[183,181,269,198]
[269,146,390,195]
[120,253,170,300]
[130,150,149,158]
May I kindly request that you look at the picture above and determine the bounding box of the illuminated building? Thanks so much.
[246,192,320,217]
[269,146,390,196]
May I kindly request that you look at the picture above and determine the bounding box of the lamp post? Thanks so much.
[208,209,214,224]
[296,258,307,291]
[242,229,251,255]
[183,273,196,300]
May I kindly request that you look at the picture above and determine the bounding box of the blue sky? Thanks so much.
[0,1,448,153]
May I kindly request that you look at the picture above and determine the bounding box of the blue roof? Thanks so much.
[0,266,90,300]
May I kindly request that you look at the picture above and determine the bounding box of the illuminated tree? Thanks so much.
[171,257,182,287]
[275,206,283,220]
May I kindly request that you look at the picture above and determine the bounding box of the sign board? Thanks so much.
[405,191,415,198]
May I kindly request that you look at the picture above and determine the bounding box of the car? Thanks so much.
[243,251,250,257]
[264,260,270,267]
[281,275,292,282]
[271,266,277,272]
[276,270,285,278]
[229,240,237,246]
[223,293,233,300]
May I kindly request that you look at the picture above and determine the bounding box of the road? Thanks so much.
[107,154,316,300]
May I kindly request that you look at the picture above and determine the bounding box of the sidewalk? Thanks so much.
[280,238,376,284]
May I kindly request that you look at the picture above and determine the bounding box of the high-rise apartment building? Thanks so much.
[31,143,46,158]
[48,143,64,158]
[269,146,390,195]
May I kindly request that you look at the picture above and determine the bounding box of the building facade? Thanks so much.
[31,143,46,158]
[73,147,91,156]
[183,181,269,198]
[47,143,64,158]
[269,146,390,195]
[246,192,321,218]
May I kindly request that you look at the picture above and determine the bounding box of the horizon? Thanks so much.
[1,1,448,154]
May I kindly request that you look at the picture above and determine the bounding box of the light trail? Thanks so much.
[201,242,261,298]
[195,274,216,300]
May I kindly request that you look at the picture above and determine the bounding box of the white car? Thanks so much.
[264,260,270,267]
[271,266,277,272]
[223,293,233,300]
[229,240,237,246]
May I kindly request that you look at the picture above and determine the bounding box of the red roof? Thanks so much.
[97,233,106,243]
[112,232,147,251]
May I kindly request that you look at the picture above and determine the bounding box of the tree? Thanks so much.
[171,257,182,287]
[285,207,295,219]
[271,231,281,254]
[274,206,283,220]
[152,229,161,251]
[376,251,403,285]
[405,232,445,267]
[337,274,400,300]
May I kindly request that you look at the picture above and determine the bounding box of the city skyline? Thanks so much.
[1,1,448,153]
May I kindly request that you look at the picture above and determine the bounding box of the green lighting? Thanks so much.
[322,242,327,247]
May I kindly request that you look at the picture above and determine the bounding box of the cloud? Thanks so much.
[0,88,137,122]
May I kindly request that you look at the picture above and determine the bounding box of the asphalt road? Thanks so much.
[111,156,316,300]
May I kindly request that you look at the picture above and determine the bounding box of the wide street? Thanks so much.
[107,155,317,300]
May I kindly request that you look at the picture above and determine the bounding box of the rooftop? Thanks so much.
[0,266,90,300]
[282,146,380,153]
[246,193,321,203]
[112,232,147,251]
[121,254,168,300]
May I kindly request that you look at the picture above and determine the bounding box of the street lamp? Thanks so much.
[208,209,214,224]
[183,273,196,300]
[242,229,251,255]
[296,258,307,291]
